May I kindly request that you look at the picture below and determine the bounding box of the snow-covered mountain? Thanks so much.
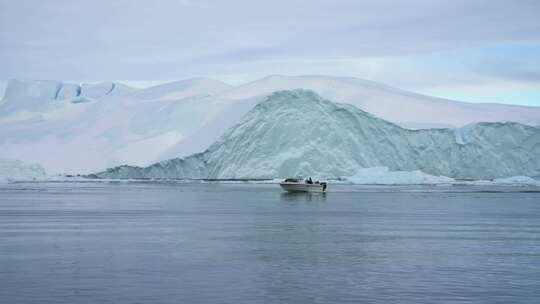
[95,90,540,180]
[1,75,540,175]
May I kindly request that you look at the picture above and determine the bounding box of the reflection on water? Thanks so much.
[280,191,327,202]
[1,182,540,304]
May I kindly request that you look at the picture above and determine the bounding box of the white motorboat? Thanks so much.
[279,178,327,193]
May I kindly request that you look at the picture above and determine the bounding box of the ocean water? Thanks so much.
[1,182,539,304]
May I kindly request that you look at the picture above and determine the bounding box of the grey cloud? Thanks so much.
[0,0,539,83]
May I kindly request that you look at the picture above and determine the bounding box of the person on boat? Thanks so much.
[306,177,313,184]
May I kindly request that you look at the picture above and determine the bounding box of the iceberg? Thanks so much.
[219,75,540,128]
[95,90,540,180]
[2,75,540,175]
[0,79,134,115]
[345,167,455,185]
[80,82,133,99]
[0,80,63,114]
[130,78,232,100]
[0,158,47,182]
[488,176,540,187]
[0,79,230,173]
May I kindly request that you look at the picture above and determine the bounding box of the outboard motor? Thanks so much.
[321,182,327,192]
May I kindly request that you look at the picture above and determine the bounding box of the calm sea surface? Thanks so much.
[1,182,539,303]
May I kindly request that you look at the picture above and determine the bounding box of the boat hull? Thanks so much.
[279,182,326,193]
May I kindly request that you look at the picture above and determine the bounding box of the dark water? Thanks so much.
[1,182,539,304]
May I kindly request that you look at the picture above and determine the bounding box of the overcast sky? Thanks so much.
[1,0,539,105]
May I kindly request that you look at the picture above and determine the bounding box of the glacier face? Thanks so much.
[96,90,540,180]
[2,75,540,176]
[129,78,232,100]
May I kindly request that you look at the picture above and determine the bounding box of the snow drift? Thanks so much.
[95,90,540,180]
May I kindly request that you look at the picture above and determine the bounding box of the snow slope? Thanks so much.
[0,78,235,174]
[0,79,134,114]
[344,169,540,186]
[0,158,46,182]
[219,75,540,128]
[96,90,540,180]
[144,75,540,161]
[128,78,232,100]
[2,75,540,175]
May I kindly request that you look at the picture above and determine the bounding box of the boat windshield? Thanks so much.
[284,178,299,182]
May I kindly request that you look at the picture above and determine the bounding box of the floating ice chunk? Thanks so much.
[492,176,540,186]
[345,167,455,184]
